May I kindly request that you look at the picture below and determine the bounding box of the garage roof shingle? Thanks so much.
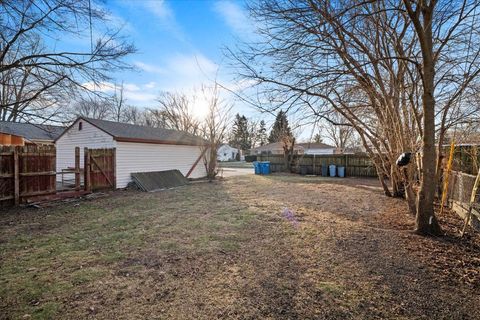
[81,117,205,146]
[0,121,65,141]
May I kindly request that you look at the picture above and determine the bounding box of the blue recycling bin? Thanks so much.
[329,164,336,177]
[337,166,345,178]
[253,161,261,174]
[260,161,271,175]
[321,165,328,177]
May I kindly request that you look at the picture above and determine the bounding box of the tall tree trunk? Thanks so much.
[415,5,442,235]
[416,81,441,234]
[379,174,392,197]
[390,167,406,198]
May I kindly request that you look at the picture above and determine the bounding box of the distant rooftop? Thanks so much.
[0,121,65,141]
[296,142,336,149]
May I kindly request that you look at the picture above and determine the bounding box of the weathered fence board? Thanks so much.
[257,154,377,177]
[85,148,116,191]
[447,170,480,229]
[0,145,56,206]
[448,145,480,175]
[1,145,117,207]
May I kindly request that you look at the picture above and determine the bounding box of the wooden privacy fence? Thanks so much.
[0,145,117,207]
[446,145,480,175]
[0,145,56,206]
[257,154,378,177]
[447,170,480,229]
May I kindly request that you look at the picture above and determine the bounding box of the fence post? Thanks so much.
[84,148,91,192]
[75,147,80,191]
[345,154,348,176]
[313,154,316,175]
[13,147,20,205]
[112,148,117,189]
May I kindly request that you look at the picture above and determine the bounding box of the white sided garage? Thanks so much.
[55,117,207,188]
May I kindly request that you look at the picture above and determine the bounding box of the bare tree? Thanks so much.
[229,0,480,235]
[0,0,135,123]
[200,83,232,180]
[248,118,260,148]
[0,41,71,122]
[70,95,111,120]
[121,105,147,125]
[111,82,126,122]
[155,91,200,135]
[321,112,355,150]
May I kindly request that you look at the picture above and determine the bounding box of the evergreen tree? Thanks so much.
[257,120,268,146]
[229,113,251,151]
[312,133,323,143]
[268,110,293,143]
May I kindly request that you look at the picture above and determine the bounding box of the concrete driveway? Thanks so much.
[219,167,254,177]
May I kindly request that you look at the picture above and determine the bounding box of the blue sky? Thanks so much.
[64,0,314,140]
[90,0,256,118]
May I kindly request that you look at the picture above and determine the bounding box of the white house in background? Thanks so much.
[297,142,340,155]
[217,144,239,161]
[55,117,207,188]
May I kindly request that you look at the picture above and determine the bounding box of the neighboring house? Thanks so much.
[250,142,304,155]
[217,144,239,161]
[0,121,64,146]
[250,142,340,155]
[55,117,208,188]
[296,142,340,155]
[343,146,365,154]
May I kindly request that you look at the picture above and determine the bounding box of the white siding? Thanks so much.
[116,142,207,188]
[304,148,335,155]
[55,119,115,174]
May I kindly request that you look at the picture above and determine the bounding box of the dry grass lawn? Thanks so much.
[1,174,479,319]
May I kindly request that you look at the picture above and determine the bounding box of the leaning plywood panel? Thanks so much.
[131,170,188,192]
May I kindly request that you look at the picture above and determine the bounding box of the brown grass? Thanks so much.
[0,174,479,319]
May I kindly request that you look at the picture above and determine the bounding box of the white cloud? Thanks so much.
[100,54,250,110]
[226,78,258,92]
[213,1,253,36]
[123,90,157,103]
[82,81,115,93]
[134,61,165,74]
[105,11,134,33]
[145,81,157,89]
[123,83,141,91]
[82,81,156,105]
[121,0,187,43]
[142,0,174,19]
[166,53,218,79]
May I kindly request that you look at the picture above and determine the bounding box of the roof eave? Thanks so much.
[114,136,205,146]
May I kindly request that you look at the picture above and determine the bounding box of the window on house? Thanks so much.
[78,122,83,131]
